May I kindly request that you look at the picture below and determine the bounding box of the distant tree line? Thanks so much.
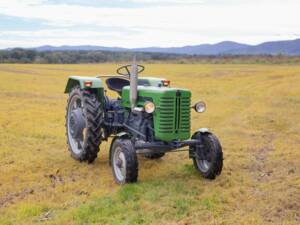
[1,48,300,64]
[0,48,184,64]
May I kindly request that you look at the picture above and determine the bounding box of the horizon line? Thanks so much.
[2,38,300,50]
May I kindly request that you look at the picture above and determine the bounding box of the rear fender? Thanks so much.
[65,76,104,101]
[64,76,103,93]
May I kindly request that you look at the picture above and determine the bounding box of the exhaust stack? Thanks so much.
[130,57,138,110]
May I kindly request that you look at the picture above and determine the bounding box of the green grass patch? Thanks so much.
[16,203,48,219]
[70,180,202,225]
[0,218,13,225]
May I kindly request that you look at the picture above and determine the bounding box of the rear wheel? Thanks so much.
[111,138,138,184]
[190,132,223,179]
[66,86,103,163]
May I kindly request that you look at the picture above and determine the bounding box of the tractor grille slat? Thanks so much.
[159,94,191,135]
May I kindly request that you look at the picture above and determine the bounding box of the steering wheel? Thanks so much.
[117,64,145,76]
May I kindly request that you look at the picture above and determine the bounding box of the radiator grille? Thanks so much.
[159,94,191,134]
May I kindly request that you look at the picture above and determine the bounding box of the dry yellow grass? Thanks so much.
[0,64,299,225]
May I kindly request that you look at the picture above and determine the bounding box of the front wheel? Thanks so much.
[190,132,223,179]
[111,138,138,184]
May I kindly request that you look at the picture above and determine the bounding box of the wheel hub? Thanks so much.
[70,108,85,139]
[113,148,126,182]
[116,158,123,168]
[195,141,212,172]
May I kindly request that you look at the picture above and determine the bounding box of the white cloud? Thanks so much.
[124,0,204,4]
[0,0,299,48]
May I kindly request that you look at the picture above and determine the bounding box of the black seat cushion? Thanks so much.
[106,77,130,94]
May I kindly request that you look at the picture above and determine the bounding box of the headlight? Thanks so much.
[144,101,155,113]
[194,101,206,113]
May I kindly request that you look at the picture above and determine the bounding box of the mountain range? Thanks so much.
[29,39,300,55]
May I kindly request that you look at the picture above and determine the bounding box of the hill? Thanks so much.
[25,39,300,55]
[226,39,300,55]
[133,41,250,55]
[32,45,127,52]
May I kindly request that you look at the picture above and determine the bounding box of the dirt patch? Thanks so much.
[249,133,275,182]
[0,91,62,100]
[249,145,274,182]
[46,169,65,188]
[0,67,41,75]
[263,197,300,223]
[35,211,53,222]
[39,67,76,72]
[269,75,284,80]
[0,188,34,208]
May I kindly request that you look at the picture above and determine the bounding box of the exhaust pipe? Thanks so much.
[130,58,138,110]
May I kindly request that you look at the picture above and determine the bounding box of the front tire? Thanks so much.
[111,138,138,184]
[190,132,223,179]
[66,86,103,163]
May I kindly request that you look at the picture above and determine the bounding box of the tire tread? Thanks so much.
[111,138,138,184]
[192,132,223,179]
[66,86,103,163]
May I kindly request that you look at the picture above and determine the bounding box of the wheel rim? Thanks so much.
[195,140,212,173]
[113,146,126,182]
[67,94,86,155]
[196,159,211,173]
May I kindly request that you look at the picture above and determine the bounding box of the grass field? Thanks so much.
[0,64,299,225]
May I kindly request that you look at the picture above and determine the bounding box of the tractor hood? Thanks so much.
[122,86,191,108]
[138,77,167,87]
[122,85,191,141]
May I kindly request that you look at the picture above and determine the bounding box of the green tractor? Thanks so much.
[64,62,223,184]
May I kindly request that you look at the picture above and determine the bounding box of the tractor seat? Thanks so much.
[106,77,130,94]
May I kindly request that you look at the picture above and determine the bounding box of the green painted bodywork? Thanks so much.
[65,76,163,93]
[65,75,191,142]
[122,86,191,141]
[138,77,167,87]
[64,76,103,93]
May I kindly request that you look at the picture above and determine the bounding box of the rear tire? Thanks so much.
[144,152,165,159]
[111,138,138,184]
[190,132,223,179]
[66,86,103,163]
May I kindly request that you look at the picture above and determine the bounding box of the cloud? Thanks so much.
[0,0,299,48]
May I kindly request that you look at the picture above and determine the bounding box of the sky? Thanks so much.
[0,0,299,49]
